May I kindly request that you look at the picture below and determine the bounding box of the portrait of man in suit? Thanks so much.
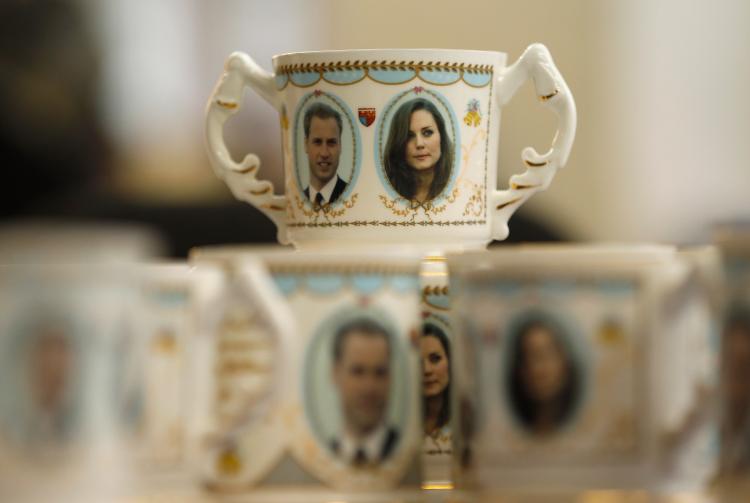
[302,102,348,207]
[330,318,399,467]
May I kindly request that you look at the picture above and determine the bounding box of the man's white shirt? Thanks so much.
[338,422,389,464]
[309,175,338,205]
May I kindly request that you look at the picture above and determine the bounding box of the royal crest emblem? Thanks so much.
[463,98,482,127]
[358,107,376,127]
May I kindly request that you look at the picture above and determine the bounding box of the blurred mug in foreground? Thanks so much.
[189,247,424,493]
[0,265,140,501]
[448,245,721,493]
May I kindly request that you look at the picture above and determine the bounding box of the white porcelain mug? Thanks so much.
[447,245,720,491]
[206,45,576,250]
[189,247,424,492]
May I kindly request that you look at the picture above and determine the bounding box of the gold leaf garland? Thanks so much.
[294,193,359,221]
[276,60,493,89]
[279,60,493,74]
[463,184,484,218]
[379,187,459,222]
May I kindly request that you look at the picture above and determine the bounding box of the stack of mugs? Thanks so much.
[186,44,719,497]
[0,45,728,501]
[191,43,578,495]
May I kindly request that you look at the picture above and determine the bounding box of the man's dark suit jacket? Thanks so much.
[303,176,348,205]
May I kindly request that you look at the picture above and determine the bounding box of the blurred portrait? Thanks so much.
[720,305,750,475]
[383,97,455,204]
[420,322,452,457]
[295,96,357,208]
[28,324,76,439]
[329,317,399,467]
[303,310,411,470]
[506,313,581,436]
[0,314,82,449]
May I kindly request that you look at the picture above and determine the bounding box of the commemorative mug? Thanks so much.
[0,264,141,501]
[205,45,576,250]
[447,245,720,492]
[189,247,423,493]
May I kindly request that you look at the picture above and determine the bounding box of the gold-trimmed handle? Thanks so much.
[205,52,289,245]
[490,43,577,240]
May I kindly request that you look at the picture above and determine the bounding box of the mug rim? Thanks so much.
[273,47,506,63]
[190,244,425,271]
[448,244,679,275]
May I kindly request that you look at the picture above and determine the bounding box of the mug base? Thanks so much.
[290,239,489,255]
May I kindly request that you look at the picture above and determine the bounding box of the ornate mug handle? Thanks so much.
[490,43,577,240]
[205,52,290,245]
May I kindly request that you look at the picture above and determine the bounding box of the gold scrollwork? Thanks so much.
[379,189,458,223]
[294,193,359,221]
[444,186,460,204]
[462,183,484,218]
[379,195,415,218]
[458,127,488,218]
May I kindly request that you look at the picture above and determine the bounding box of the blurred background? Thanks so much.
[2,0,750,257]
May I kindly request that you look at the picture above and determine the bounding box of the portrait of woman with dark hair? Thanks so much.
[420,322,452,458]
[507,315,580,436]
[383,98,454,204]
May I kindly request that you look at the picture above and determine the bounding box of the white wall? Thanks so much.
[87,0,330,198]
[594,0,750,243]
[329,0,750,243]
[86,0,750,242]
